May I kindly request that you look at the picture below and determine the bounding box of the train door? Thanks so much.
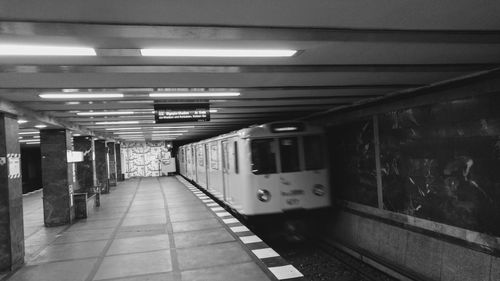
[204,144,210,189]
[221,140,231,202]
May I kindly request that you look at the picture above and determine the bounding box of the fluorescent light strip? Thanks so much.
[77,111,135,116]
[39,93,123,99]
[151,130,188,133]
[95,121,140,125]
[34,125,47,128]
[19,131,39,135]
[105,127,141,131]
[151,133,183,136]
[140,48,297,57]
[17,119,28,124]
[149,92,240,97]
[0,44,96,56]
[152,126,195,129]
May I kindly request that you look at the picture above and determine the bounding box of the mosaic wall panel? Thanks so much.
[121,142,171,178]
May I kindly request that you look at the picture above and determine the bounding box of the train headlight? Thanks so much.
[257,189,271,202]
[313,184,326,196]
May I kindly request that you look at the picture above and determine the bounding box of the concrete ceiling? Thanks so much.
[1,0,499,143]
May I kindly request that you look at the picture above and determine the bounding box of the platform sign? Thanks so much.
[154,104,210,123]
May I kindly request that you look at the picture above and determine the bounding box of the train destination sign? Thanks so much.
[154,104,210,123]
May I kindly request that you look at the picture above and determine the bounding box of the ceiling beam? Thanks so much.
[1,21,500,44]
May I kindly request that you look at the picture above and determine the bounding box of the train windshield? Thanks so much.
[279,137,300,172]
[250,139,277,174]
[303,135,324,170]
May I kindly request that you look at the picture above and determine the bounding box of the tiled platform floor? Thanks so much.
[5,177,273,281]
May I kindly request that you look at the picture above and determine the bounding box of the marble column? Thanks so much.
[73,136,96,194]
[0,114,24,271]
[40,129,75,227]
[94,140,109,194]
[116,143,123,181]
[107,142,117,187]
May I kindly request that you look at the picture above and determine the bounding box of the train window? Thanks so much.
[251,139,277,174]
[234,141,239,174]
[304,135,324,170]
[279,137,300,173]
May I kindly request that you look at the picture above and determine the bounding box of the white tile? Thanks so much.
[215,211,232,218]
[269,265,304,280]
[239,235,262,244]
[222,218,239,224]
[230,226,249,233]
[252,248,280,259]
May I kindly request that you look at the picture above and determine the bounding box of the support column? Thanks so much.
[107,142,117,187]
[0,114,24,271]
[40,129,75,226]
[94,140,109,194]
[116,143,123,181]
[73,136,96,194]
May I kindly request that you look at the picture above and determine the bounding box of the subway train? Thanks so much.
[178,121,330,217]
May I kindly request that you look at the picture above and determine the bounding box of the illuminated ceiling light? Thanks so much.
[34,124,47,128]
[62,89,79,92]
[140,48,297,57]
[95,121,140,125]
[33,135,40,139]
[40,92,124,99]
[0,44,96,56]
[152,126,195,129]
[209,109,218,113]
[77,111,135,116]
[19,131,39,135]
[113,132,148,135]
[17,119,28,124]
[72,134,81,137]
[274,126,298,132]
[149,92,240,98]
[151,133,183,136]
[151,130,188,133]
[19,139,41,143]
[105,127,141,131]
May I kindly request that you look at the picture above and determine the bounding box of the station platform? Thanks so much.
[3,176,303,281]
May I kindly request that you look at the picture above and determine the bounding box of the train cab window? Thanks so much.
[251,139,277,174]
[279,137,300,173]
[303,135,324,170]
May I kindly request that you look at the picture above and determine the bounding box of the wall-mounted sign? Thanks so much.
[67,150,84,163]
[154,104,210,123]
[7,154,21,179]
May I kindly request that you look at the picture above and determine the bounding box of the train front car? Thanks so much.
[238,121,330,216]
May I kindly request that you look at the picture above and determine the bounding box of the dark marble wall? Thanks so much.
[0,114,24,271]
[327,119,378,207]
[40,129,74,227]
[328,92,500,237]
[378,95,500,236]
[116,143,123,181]
[107,142,117,187]
[73,136,96,194]
[94,140,109,194]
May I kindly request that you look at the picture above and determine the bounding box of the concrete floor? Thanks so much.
[6,177,274,281]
